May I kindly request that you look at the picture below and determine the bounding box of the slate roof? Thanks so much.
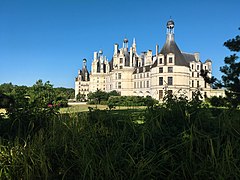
[79,67,90,81]
[182,53,197,63]
[133,65,151,74]
[152,34,190,68]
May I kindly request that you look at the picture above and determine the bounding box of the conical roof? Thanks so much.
[159,34,189,67]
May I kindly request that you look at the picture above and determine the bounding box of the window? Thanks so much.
[169,57,173,63]
[192,64,194,69]
[197,65,199,70]
[120,58,123,63]
[120,66,123,69]
[118,82,121,89]
[159,67,163,73]
[197,81,199,87]
[168,77,173,85]
[115,73,117,80]
[205,82,207,88]
[118,73,121,79]
[159,77,163,85]
[147,81,149,88]
[134,75,136,79]
[159,90,163,99]
[140,74,142,78]
[159,58,163,64]
[147,73,149,77]
[140,81,142,88]
[197,73,199,78]
[134,82,136,88]
[204,66,207,70]
[192,72,194,77]
[192,80,194,87]
[168,67,173,73]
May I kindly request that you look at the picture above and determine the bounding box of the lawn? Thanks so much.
[60,104,146,113]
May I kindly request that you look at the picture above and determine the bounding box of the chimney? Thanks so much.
[94,52,98,60]
[114,43,119,55]
[156,44,159,58]
[194,52,200,61]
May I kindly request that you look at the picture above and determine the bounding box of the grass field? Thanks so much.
[60,104,146,113]
[1,103,240,179]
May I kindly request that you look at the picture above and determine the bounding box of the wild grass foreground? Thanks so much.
[1,96,240,180]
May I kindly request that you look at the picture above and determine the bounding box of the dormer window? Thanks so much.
[159,58,163,64]
[120,58,123,63]
[169,57,173,63]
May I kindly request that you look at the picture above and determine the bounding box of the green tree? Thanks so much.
[29,80,55,107]
[76,93,86,102]
[219,30,240,108]
[93,89,108,104]
[0,83,14,95]
[108,90,120,97]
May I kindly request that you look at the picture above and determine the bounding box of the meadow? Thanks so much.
[0,100,240,179]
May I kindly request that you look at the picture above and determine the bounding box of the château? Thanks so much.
[75,19,224,100]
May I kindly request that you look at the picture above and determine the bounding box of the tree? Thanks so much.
[108,90,121,97]
[29,80,56,107]
[93,89,108,104]
[219,30,240,108]
[76,93,86,102]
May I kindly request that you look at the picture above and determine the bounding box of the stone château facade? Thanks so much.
[75,19,224,101]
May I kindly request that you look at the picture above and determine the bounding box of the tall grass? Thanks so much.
[0,104,240,179]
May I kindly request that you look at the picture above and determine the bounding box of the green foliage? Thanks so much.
[87,90,120,104]
[0,83,15,95]
[0,80,74,108]
[219,30,240,108]
[1,81,240,179]
[76,93,86,102]
[1,103,240,179]
[207,96,227,107]
[107,90,121,97]
[107,95,158,108]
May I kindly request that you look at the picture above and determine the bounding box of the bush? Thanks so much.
[208,96,227,107]
[107,95,158,108]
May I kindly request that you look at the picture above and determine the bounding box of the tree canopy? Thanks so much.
[219,30,240,108]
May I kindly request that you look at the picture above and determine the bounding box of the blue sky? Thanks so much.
[0,0,239,88]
